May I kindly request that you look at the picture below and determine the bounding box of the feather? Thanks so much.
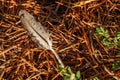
[19,10,64,67]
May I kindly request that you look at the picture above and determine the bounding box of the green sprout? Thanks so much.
[102,38,115,48]
[58,65,81,80]
[93,77,100,80]
[95,26,120,49]
[95,26,120,70]
[95,27,109,38]
[112,61,120,70]
[114,32,120,46]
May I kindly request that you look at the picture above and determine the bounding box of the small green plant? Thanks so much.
[93,77,100,80]
[114,32,120,46]
[95,26,120,70]
[95,26,120,48]
[58,65,81,80]
[112,61,120,70]
[95,27,109,38]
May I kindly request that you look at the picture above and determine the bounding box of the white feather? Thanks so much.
[19,10,64,67]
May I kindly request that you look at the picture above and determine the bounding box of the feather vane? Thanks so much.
[19,10,64,67]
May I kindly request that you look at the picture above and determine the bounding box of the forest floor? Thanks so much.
[0,0,120,80]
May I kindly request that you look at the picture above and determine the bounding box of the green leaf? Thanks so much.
[102,38,110,46]
[104,30,109,38]
[114,32,120,45]
[114,37,118,45]
[102,38,115,48]
[58,65,64,72]
[108,43,115,49]
[116,32,120,39]
[112,61,120,70]
[93,77,99,80]
[70,73,76,80]
[63,76,70,80]
[95,27,109,38]
[59,66,81,80]
[117,42,120,47]
[67,67,73,74]
[62,69,69,76]
[75,71,81,79]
